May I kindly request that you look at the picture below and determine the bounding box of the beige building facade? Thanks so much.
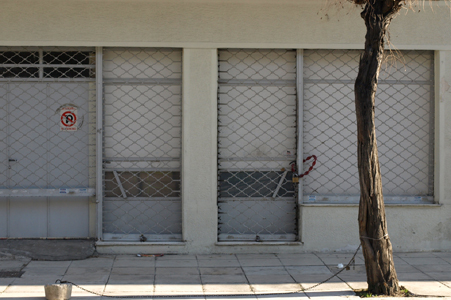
[0,0,450,254]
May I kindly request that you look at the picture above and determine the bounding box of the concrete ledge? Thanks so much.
[216,242,303,246]
[96,241,186,246]
[95,241,187,255]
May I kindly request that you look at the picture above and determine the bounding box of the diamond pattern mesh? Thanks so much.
[218,49,298,242]
[0,47,95,195]
[102,48,182,241]
[303,50,434,201]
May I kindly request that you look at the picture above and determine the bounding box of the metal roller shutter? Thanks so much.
[102,48,183,242]
[217,49,299,242]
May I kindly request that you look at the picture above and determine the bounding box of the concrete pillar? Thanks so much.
[435,50,451,205]
[182,48,218,253]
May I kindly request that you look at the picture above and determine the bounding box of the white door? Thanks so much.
[0,48,94,237]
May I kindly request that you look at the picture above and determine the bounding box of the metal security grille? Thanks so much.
[218,49,298,242]
[0,47,96,197]
[303,49,434,203]
[102,48,182,242]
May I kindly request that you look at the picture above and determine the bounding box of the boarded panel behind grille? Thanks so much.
[303,50,434,202]
[218,49,298,242]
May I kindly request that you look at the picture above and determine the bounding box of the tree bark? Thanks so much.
[354,0,402,295]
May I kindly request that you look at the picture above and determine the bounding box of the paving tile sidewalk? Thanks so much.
[0,251,451,299]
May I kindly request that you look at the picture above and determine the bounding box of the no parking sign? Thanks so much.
[60,106,78,131]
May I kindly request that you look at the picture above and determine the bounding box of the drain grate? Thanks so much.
[0,271,24,278]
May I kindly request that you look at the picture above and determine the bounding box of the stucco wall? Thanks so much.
[1,0,451,253]
[301,204,451,253]
[1,0,450,50]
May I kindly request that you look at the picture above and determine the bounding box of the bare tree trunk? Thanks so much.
[354,0,402,295]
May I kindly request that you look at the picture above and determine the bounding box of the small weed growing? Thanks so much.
[400,286,414,297]
[356,290,374,297]
[355,286,413,298]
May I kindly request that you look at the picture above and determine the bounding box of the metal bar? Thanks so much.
[0,188,96,197]
[6,83,10,190]
[272,170,288,198]
[296,49,304,242]
[218,233,297,242]
[302,194,434,203]
[103,78,182,85]
[218,79,296,87]
[428,54,435,197]
[218,168,288,172]
[38,49,44,79]
[218,100,297,105]
[102,233,183,241]
[104,157,180,162]
[95,47,103,239]
[0,78,95,82]
[0,64,95,68]
[304,78,433,85]
[103,115,182,119]
[297,49,304,203]
[45,82,50,237]
[0,237,97,240]
[218,101,297,105]
[218,197,295,202]
[217,114,297,118]
[104,168,180,172]
[104,197,181,201]
[218,157,295,162]
[6,83,10,237]
[0,46,95,52]
[105,46,183,52]
[48,64,95,68]
[113,170,127,199]
[377,80,433,85]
